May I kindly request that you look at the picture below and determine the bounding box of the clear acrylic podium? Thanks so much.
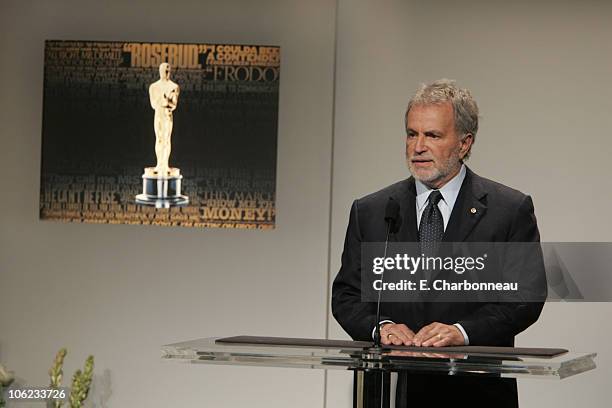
[162,336,596,407]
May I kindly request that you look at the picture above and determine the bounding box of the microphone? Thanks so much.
[384,197,402,234]
[374,197,402,348]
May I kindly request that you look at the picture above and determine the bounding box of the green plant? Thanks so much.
[49,348,67,408]
[0,363,15,408]
[69,356,94,408]
[48,349,94,408]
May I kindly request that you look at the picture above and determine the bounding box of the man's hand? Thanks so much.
[413,322,465,347]
[379,323,416,346]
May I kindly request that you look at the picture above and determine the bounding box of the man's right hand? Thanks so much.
[379,323,415,346]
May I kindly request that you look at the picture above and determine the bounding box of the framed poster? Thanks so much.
[40,40,280,229]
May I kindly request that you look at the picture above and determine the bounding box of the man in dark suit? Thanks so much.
[331,79,546,407]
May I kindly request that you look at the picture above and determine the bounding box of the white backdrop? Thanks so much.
[0,1,335,407]
[326,1,612,407]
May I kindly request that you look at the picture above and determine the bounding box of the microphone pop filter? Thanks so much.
[384,197,402,233]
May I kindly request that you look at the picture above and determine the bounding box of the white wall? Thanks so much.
[1,0,611,407]
[326,1,612,407]
[0,0,335,407]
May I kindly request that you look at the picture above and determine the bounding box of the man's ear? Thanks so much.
[459,133,473,159]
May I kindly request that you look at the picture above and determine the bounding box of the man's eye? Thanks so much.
[407,133,416,138]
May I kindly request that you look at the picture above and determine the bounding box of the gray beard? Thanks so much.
[407,155,462,188]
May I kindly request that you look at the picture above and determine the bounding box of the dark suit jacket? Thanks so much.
[331,167,546,407]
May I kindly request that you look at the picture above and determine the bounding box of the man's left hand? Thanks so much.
[412,322,465,347]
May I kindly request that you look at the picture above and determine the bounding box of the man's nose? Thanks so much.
[414,134,427,153]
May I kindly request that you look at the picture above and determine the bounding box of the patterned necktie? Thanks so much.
[419,190,444,256]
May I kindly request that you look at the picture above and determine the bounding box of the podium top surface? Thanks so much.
[162,336,596,380]
[216,335,568,357]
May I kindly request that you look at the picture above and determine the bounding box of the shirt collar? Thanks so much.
[415,164,466,211]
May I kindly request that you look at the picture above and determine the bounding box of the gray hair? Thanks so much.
[405,79,479,159]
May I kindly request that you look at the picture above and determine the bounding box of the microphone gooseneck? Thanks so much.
[374,197,401,348]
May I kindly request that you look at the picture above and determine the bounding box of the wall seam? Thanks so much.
[323,0,340,407]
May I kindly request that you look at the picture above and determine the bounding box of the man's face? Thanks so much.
[405,102,472,189]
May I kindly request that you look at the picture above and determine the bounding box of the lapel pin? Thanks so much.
[470,207,477,214]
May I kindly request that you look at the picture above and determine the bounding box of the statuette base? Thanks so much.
[135,167,189,208]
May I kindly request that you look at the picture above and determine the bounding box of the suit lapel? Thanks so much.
[442,167,487,242]
[392,177,418,242]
